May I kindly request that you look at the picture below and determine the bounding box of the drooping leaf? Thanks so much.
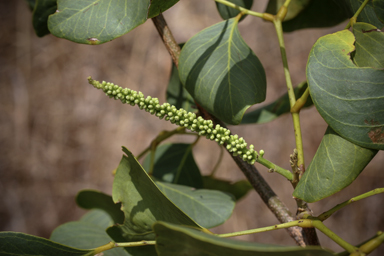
[215,0,253,22]
[166,60,196,112]
[373,0,384,23]
[32,0,57,37]
[106,147,201,255]
[265,0,311,21]
[156,182,235,228]
[76,190,124,224]
[352,22,384,68]
[142,143,203,188]
[154,222,335,256]
[147,0,179,19]
[0,232,93,256]
[278,0,350,32]
[241,81,313,124]
[293,127,378,203]
[202,176,252,201]
[306,28,384,150]
[50,210,130,256]
[341,0,384,29]
[179,18,266,125]
[48,1,150,45]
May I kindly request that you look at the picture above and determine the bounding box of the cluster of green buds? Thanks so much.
[88,77,258,165]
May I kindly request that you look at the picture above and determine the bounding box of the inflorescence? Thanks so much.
[88,77,258,165]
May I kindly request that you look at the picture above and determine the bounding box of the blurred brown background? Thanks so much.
[0,0,383,254]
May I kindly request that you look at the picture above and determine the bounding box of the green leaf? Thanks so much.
[342,0,384,29]
[24,0,36,11]
[202,176,252,201]
[50,211,130,256]
[32,0,57,37]
[76,190,124,224]
[108,147,201,241]
[154,222,335,256]
[373,0,384,23]
[142,143,203,188]
[352,22,384,68]
[0,232,93,256]
[215,0,253,22]
[48,1,150,45]
[306,28,384,150]
[241,81,313,124]
[293,126,378,203]
[156,182,235,228]
[279,0,350,32]
[166,61,196,112]
[179,18,266,125]
[265,0,311,21]
[147,0,179,19]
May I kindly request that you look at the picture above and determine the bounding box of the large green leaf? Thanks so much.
[293,127,377,203]
[76,190,124,224]
[278,0,350,32]
[306,28,384,150]
[32,0,57,37]
[50,210,130,256]
[202,176,252,201]
[156,182,235,228]
[241,81,313,124]
[108,147,201,241]
[215,0,253,22]
[341,0,384,29]
[147,0,179,19]
[352,22,384,68]
[167,61,196,112]
[154,222,335,256]
[0,232,93,256]
[265,0,311,21]
[179,18,266,125]
[143,143,203,188]
[373,0,384,23]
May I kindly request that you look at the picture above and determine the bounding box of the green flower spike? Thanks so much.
[88,77,258,165]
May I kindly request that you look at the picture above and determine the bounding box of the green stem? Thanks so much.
[345,0,371,29]
[174,136,200,183]
[214,0,264,18]
[291,87,310,113]
[359,231,384,255]
[257,150,293,180]
[318,188,384,221]
[91,241,156,255]
[273,19,305,179]
[210,144,224,177]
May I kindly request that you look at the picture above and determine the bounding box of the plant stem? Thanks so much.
[209,144,224,177]
[291,87,310,113]
[214,0,264,18]
[273,19,305,182]
[359,231,384,255]
[318,188,384,221]
[91,240,156,255]
[174,136,200,183]
[345,0,371,29]
[257,151,293,180]
[152,13,306,247]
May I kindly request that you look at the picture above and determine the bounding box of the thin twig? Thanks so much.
[152,13,306,247]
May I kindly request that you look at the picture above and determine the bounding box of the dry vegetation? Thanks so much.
[0,0,383,254]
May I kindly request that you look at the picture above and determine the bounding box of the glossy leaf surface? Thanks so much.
[50,210,129,256]
[167,62,196,112]
[241,81,313,124]
[216,0,253,21]
[154,222,335,256]
[76,190,124,224]
[32,0,57,37]
[352,23,384,68]
[307,28,384,150]
[265,0,311,21]
[179,18,266,125]
[293,127,378,202]
[109,147,201,242]
[157,182,235,228]
[143,143,203,188]
[202,176,252,201]
[0,232,92,256]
